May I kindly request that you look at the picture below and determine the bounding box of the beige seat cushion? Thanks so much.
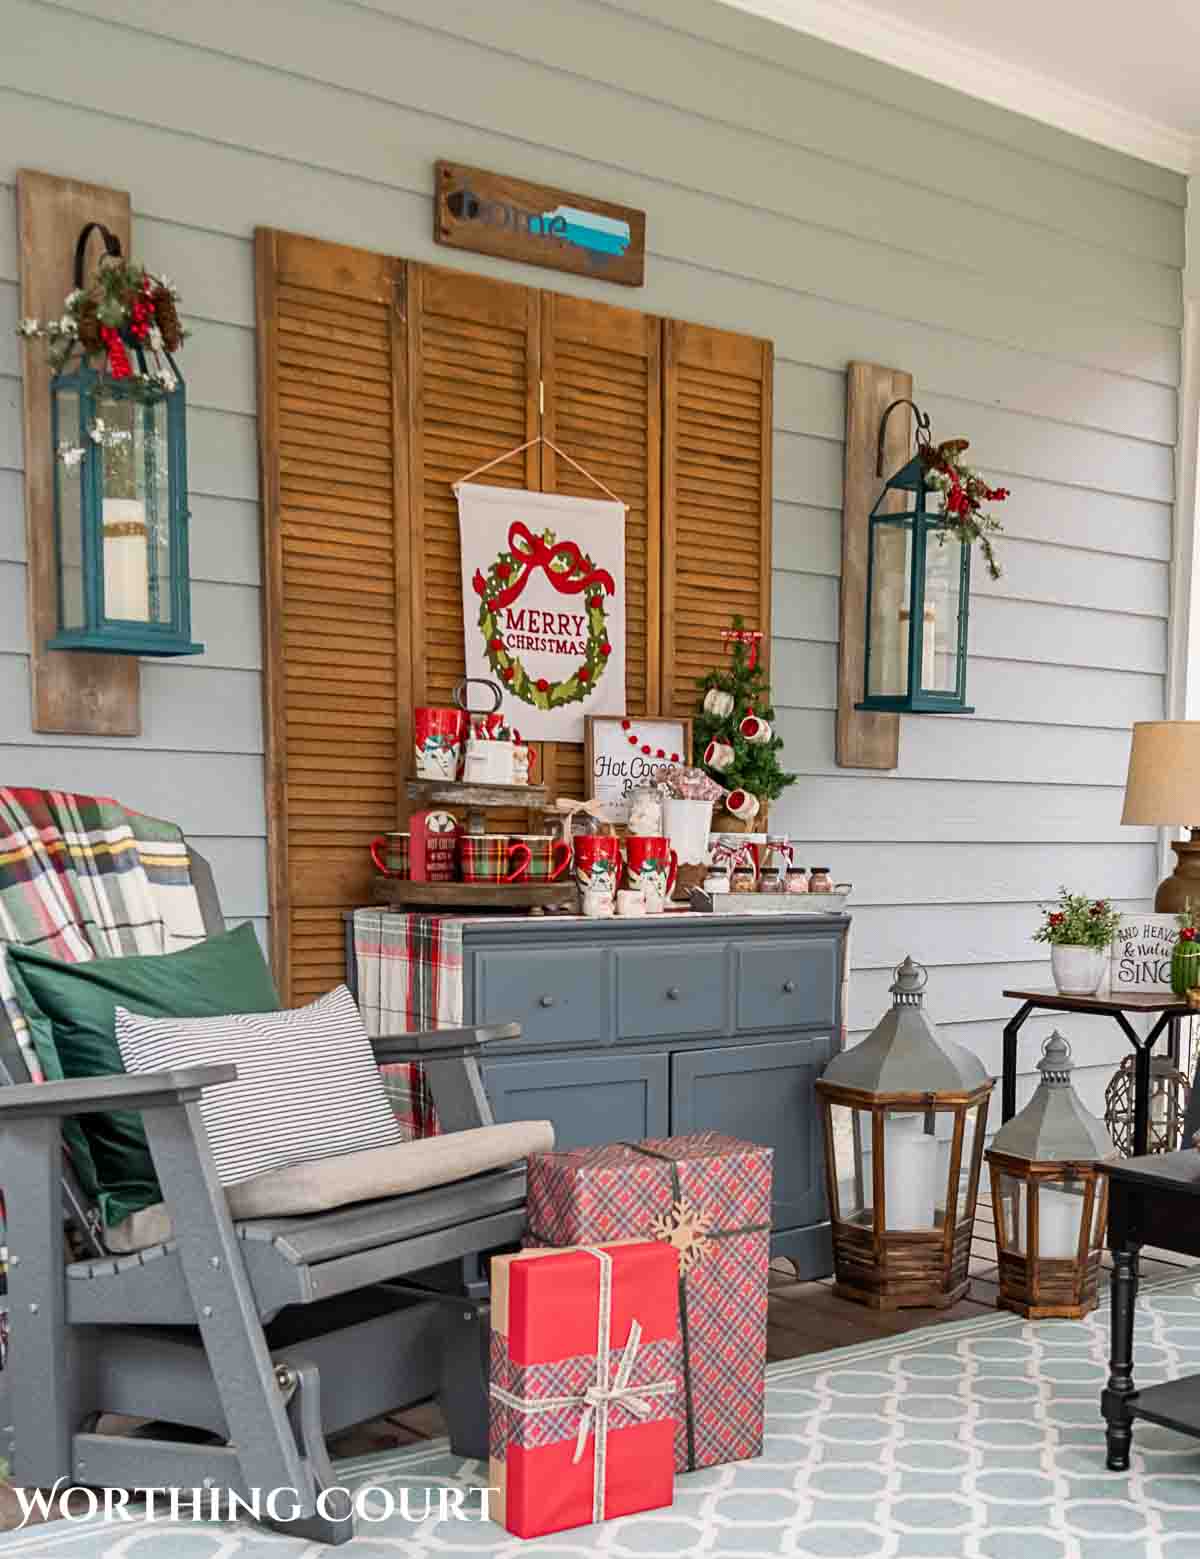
[102,1119,554,1253]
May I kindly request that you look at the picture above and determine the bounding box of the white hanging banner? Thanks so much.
[457,482,626,741]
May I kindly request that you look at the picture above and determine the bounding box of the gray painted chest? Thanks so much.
[459,911,848,1281]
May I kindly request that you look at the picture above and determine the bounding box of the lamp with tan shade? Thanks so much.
[1121,722,1200,912]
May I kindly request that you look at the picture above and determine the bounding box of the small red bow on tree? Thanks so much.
[721,625,764,670]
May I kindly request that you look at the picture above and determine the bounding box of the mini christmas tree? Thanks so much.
[693,618,796,819]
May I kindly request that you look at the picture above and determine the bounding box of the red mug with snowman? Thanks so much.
[413,707,467,779]
[624,835,678,902]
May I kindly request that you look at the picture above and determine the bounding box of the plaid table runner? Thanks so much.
[0,788,206,1081]
[350,909,465,1138]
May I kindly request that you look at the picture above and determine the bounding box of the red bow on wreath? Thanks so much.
[479,522,616,610]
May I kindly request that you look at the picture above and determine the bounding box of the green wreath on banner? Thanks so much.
[471,521,616,710]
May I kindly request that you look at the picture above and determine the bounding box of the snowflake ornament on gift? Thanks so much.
[652,1199,714,1272]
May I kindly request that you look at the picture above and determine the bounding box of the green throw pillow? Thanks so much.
[7,923,279,1228]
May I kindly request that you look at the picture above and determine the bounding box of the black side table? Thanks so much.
[1101,1151,1200,1470]
[1002,988,1187,1157]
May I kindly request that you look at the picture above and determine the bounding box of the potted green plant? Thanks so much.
[1033,890,1122,996]
[1171,905,1200,995]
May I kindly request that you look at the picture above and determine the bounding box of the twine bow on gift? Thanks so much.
[489,1247,674,1524]
[570,1316,657,1465]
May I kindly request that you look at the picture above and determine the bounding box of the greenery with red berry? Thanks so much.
[919,437,1010,581]
[18,255,185,404]
[472,527,613,710]
[1033,888,1122,949]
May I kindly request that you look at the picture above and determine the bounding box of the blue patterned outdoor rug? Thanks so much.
[10,1273,1200,1556]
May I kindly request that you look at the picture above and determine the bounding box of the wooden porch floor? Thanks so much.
[332,1192,1200,1456]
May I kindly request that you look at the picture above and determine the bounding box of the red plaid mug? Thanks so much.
[369,833,410,878]
[509,835,572,883]
[460,834,532,884]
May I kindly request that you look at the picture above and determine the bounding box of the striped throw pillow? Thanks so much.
[114,985,402,1187]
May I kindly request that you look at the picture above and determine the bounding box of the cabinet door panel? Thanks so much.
[671,1036,833,1232]
[484,1053,669,1150]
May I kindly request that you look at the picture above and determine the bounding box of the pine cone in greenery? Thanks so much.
[76,302,102,354]
[153,287,182,352]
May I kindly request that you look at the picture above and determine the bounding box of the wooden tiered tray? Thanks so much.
[393,774,572,911]
[373,876,578,913]
[406,777,548,835]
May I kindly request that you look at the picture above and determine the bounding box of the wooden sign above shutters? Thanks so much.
[435,161,646,287]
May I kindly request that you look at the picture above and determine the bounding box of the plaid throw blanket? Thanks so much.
[0,788,206,1080]
[351,909,465,1139]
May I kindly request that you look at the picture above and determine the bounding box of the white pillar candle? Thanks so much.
[102,498,150,622]
[1036,1185,1083,1260]
[899,605,937,688]
[882,1116,938,1229]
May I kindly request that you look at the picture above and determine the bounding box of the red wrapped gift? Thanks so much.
[526,1132,772,1471]
[489,1241,680,1538]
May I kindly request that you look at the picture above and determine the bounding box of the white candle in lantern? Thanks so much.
[102,499,150,622]
[1035,1185,1083,1260]
[882,1116,938,1229]
[899,605,937,688]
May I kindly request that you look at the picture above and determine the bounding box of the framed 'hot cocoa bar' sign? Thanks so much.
[585,715,692,823]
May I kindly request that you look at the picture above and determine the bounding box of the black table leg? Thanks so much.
[1002,1002,1033,1123]
[1103,1244,1140,1471]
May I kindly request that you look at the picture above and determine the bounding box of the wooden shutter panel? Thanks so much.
[540,292,661,802]
[662,322,773,720]
[406,264,540,829]
[256,229,406,1002]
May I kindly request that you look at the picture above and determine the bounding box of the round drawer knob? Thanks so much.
[783,980,797,994]
[538,995,555,1008]
[666,986,681,1000]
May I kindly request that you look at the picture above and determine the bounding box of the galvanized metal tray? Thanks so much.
[689,888,851,914]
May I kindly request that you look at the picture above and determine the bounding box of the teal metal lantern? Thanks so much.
[48,224,202,657]
[857,400,971,714]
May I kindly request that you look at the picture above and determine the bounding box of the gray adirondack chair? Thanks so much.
[0,847,542,1545]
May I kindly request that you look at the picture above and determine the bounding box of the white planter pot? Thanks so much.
[1050,943,1106,996]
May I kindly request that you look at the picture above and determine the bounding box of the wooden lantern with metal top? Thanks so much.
[987,1032,1116,1320]
[816,956,994,1310]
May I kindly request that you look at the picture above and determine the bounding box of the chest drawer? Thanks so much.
[472,948,611,1047]
[735,936,840,1032]
[615,943,729,1039]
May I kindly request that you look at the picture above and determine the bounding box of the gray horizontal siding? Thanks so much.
[0,0,1179,1098]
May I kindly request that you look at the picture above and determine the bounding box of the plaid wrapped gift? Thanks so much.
[490,1241,679,1538]
[350,909,465,1138]
[527,1131,772,1471]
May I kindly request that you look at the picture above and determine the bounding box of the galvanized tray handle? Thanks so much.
[453,677,503,715]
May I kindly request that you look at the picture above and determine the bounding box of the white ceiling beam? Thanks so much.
[716,0,1195,173]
